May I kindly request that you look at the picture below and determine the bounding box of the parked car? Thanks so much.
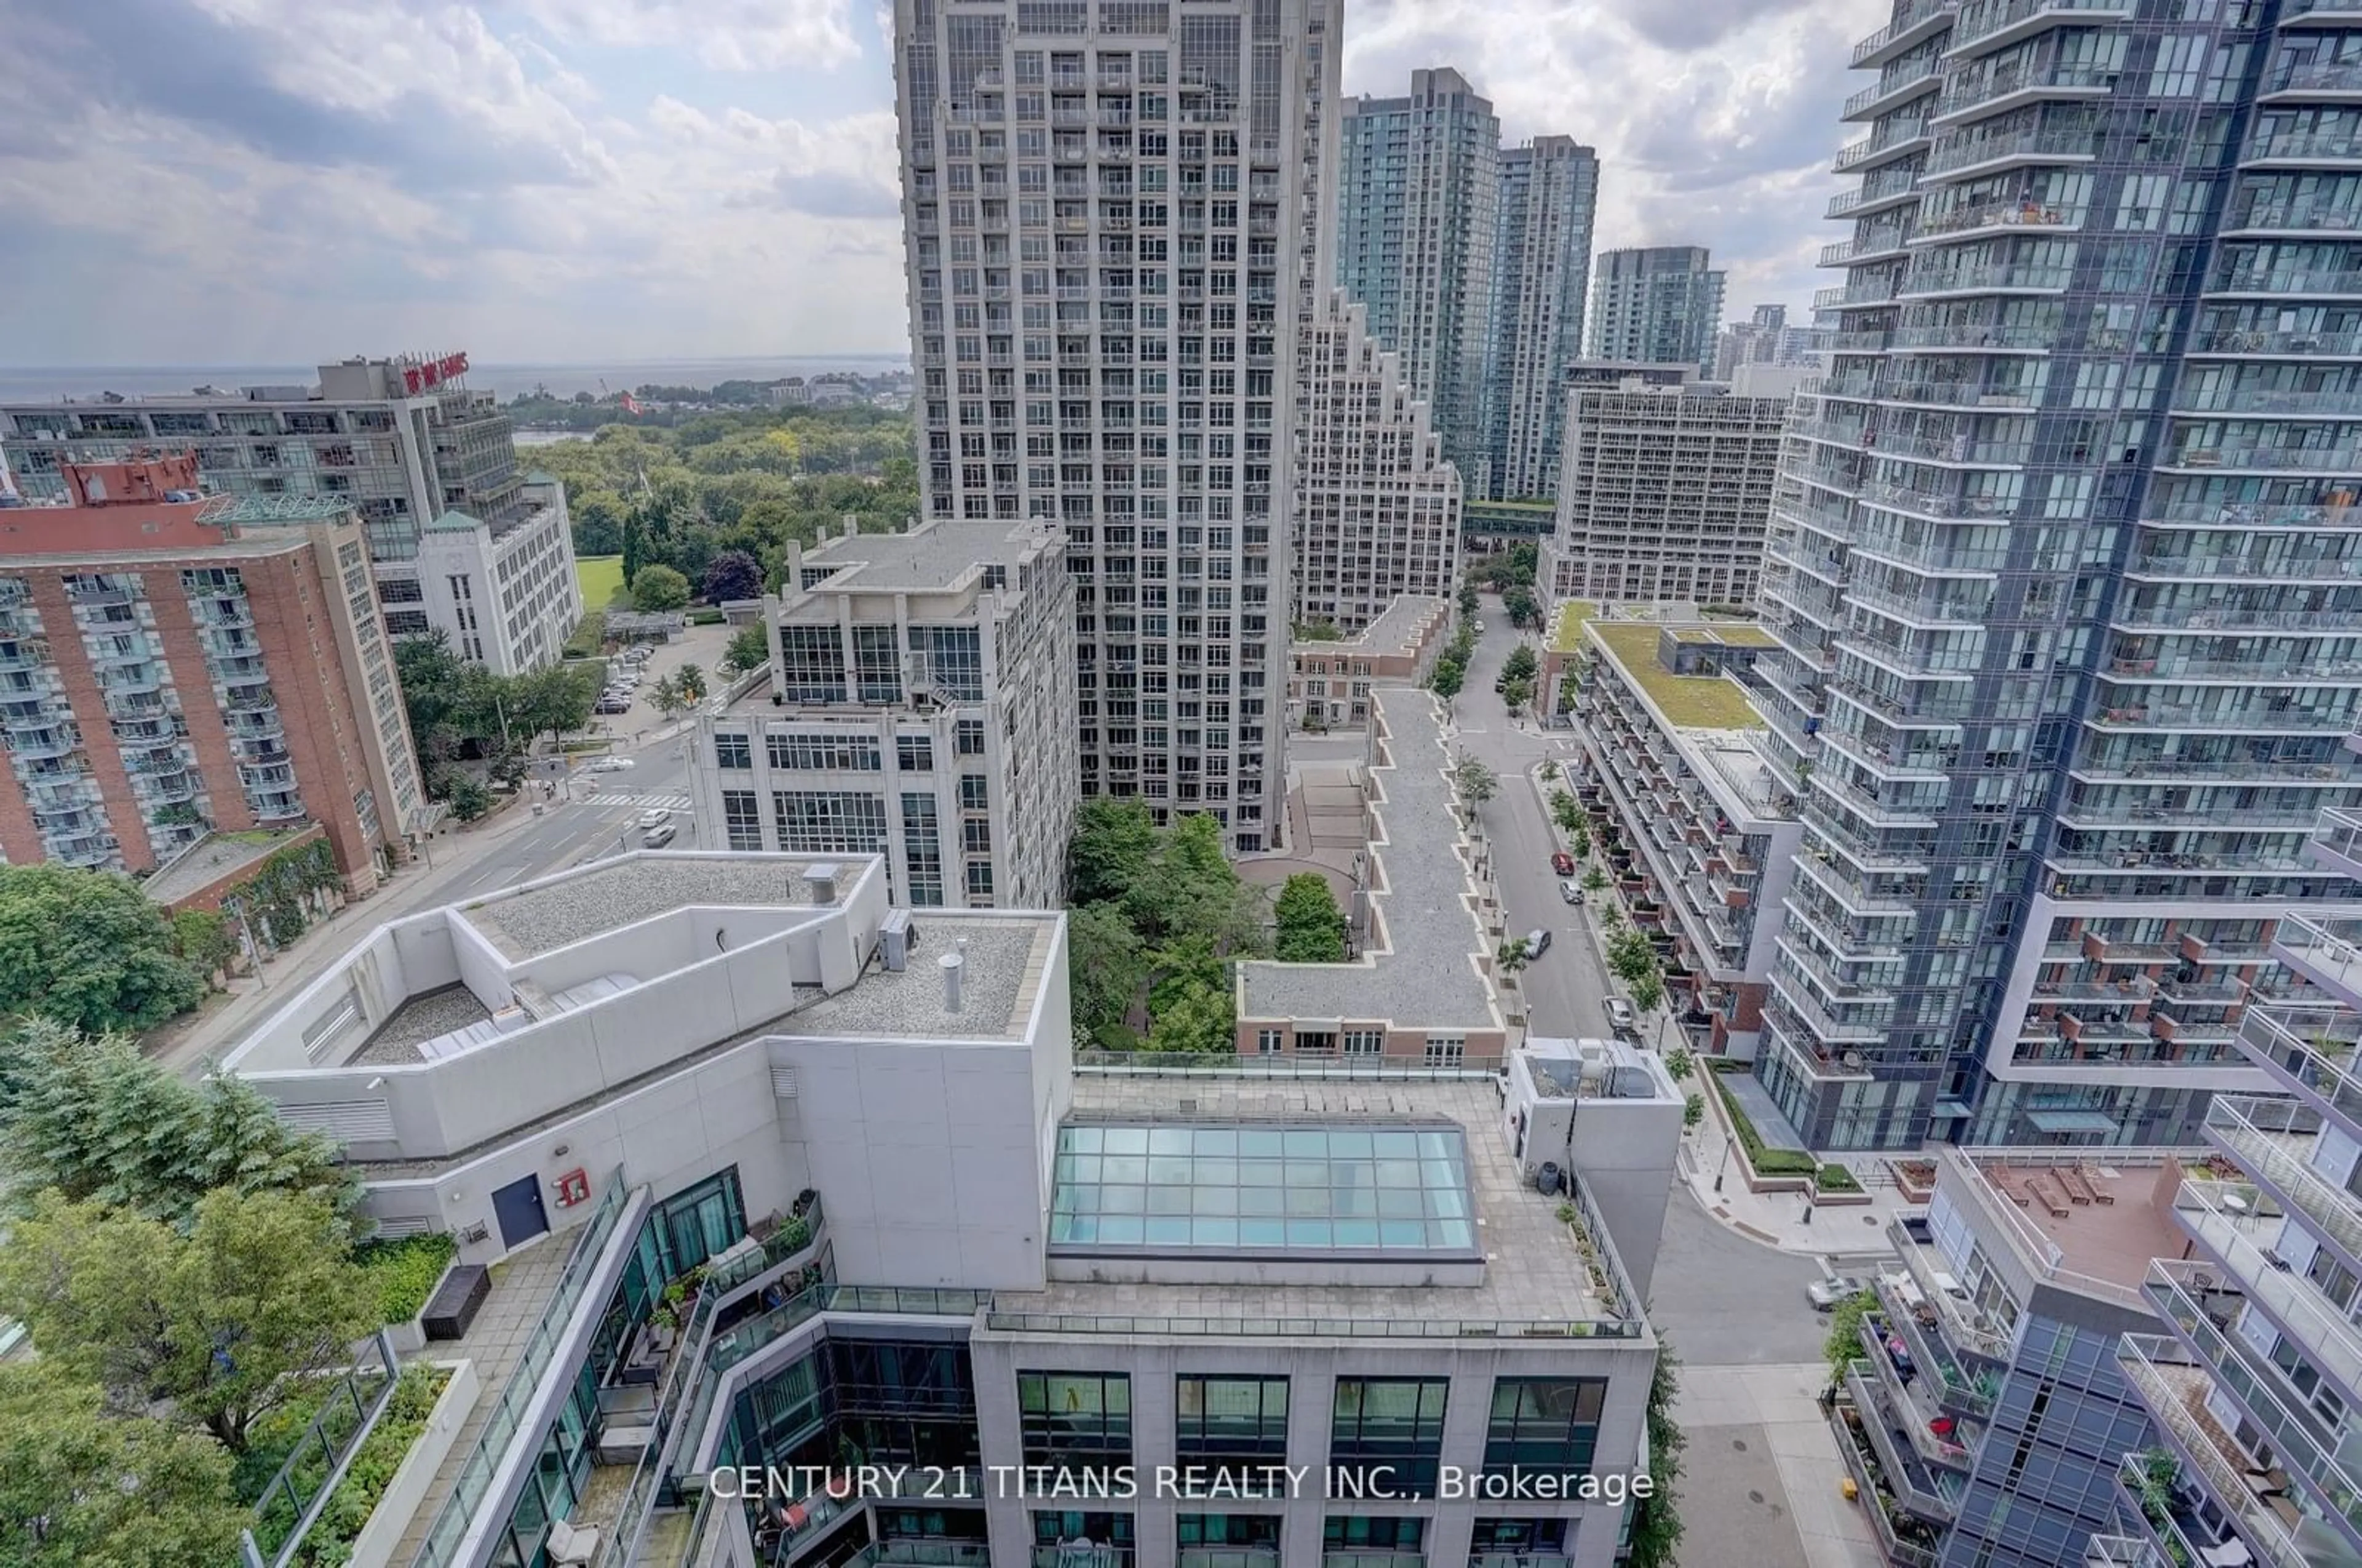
[1474,619,1487,634]
[637,807,672,829]
[1602,997,1637,1034]
[642,822,678,848]
[1807,1276,1868,1311]
[588,757,635,773]
[595,698,630,715]
[1559,880,1585,905]
[1551,850,1576,876]
[1523,928,1552,959]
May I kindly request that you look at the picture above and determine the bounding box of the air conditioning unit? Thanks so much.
[880,907,915,971]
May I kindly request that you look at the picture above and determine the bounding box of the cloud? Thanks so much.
[517,0,864,73]
[766,169,902,218]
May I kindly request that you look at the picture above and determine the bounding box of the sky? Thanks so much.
[0,0,1890,368]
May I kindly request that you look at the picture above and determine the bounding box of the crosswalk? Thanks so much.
[584,792,694,810]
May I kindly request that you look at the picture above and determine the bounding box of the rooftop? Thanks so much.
[774,914,1056,1040]
[1588,621,1767,732]
[1292,594,1447,658]
[798,514,1059,594]
[1549,599,1596,653]
[464,855,827,960]
[1239,686,1500,1032]
[1950,1148,2187,1303]
[995,1074,1642,1332]
[141,827,315,907]
[198,493,359,527]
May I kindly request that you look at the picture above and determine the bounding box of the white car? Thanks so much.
[1807,1276,1869,1311]
[1603,997,1637,1033]
[1559,880,1585,905]
[587,757,635,773]
[637,807,672,829]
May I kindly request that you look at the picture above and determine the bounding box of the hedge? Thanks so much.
[1816,1162,1863,1193]
[357,1233,458,1325]
[1713,1073,1819,1177]
[287,1364,452,1566]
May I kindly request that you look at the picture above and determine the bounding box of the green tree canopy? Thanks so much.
[1145,977,1234,1054]
[1548,787,1584,834]
[1452,756,1498,811]
[1272,874,1347,963]
[630,563,691,612]
[722,624,771,675]
[1068,902,1147,1041]
[0,1361,245,1567]
[0,1188,375,1454]
[0,1017,356,1226]
[1503,643,1540,683]
[701,549,764,603]
[0,866,205,1033]
[1067,799,1160,907]
[1427,658,1465,699]
[674,662,709,704]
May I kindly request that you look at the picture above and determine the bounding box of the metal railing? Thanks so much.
[1073,1051,1503,1079]
[240,1332,402,1568]
[410,1169,632,1568]
[2117,1336,2311,1568]
[2206,1094,2362,1267]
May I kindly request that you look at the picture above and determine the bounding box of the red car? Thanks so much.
[1551,851,1577,876]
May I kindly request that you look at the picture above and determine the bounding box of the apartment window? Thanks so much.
[963,819,993,854]
[902,792,945,907]
[956,717,988,756]
[854,623,903,704]
[1331,1379,1447,1497]
[1483,1378,1607,1481]
[910,624,985,701]
[966,862,995,899]
[771,792,888,854]
[898,734,935,772]
[1255,1029,1281,1055]
[767,732,881,771]
[714,732,753,770]
[778,624,848,702]
[1032,1513,1134,1558]
[1175,1375,1289,1490]
[722,789,763,851]
[1325,1517,1425,1553]
[1425,1035,1465,1067]
[1177,1514,1281,1549]
[959,774,990,811]
[1018,1372,1132,1465]
[1343,1030,1383,1056]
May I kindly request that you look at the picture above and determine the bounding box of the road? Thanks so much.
[1447,602,1618,1041]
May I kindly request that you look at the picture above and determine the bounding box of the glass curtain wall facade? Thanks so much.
[1485,136,1601,502]
[894,0,1337,854]
[1757,0,2362,1152]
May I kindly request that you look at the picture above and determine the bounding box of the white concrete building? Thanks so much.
[691,516,1078,910]
[894,0,1342,853]
[0,354,536,657]
[414,472,583,675]
[1291,290,1463,634]
[1538,366,1788,613]
[221,854,1674,1568]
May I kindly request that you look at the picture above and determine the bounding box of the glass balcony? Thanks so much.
[2113,1452,2229,1568]
[1830,1392,1944,1567]
[1949,0,2135,54]
[2118,1335,2312,1568]
[2170,1175,2362,1408]
[1466,1557,1573,1568]
[2141,1260,2362,1553]
[1034,1550,1134,1568]
[1176,1551,1279,1568]
[1858,1311,1979,1470]
[2082,1534,2166,1568]
[2235,998,2362,1135]
[2205,1094,2362,1274]
[1843,1362,1964,1521]
[1874,1260,2003,1415]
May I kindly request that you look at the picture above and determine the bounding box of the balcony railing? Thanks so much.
[1950,0,2133,52]
[2169,1174,2362,1408]
[1941,1148,2152,1311]
[2235,999,2362,1131]
[2117,1336,2311,1568]
[2206,1093,2362,1268]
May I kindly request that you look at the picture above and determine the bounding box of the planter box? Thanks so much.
[384,1260,463,1356]
[346,1359,479,1568]
[1811,1184,1874,1207]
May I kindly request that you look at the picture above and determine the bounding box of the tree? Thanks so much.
[1824,1289,1879,1383]
[1457,579,1480,618]
[0,1188,375,1454]
[1273,874,1347,963]
[1684,1093,1705,1129]
[1495,935,1533,979]
[1068,902,1147,1041]
[1452,756,1498,813]
[1068,800,1160,907]
[1127,812,1263,955]
[1628,1347,1687,1568]
[673,662,709,704]
[1548,788,1584,835]
[516,661,599,750]
[0,1361,245,1567]
[1426,658,1465,699]
[1503,584,1541,629]
[701,549,763,604]
[0,865,205,1034]
[1582,865,1610,894]
[444,773,491,822]
[171,909,240,989]
[1664,1047,1695,1082]
[630,563,691,612]
[1145,977,1235,1054]
[1608,928,1668,1016]
[1503,676,1533,710]
[1503,643,1540,684]
[650,674,690,720]
[0,1018,356,1226]
[722,624,771,676]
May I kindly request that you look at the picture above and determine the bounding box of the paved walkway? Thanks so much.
[1676,1362,1885,1568]
[390,1240,577,1566]
[1676,1072,1920,1260]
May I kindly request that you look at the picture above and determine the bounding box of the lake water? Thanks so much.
[0,354,910,405]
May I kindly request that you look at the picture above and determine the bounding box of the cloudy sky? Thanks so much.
[0,0,1889,368]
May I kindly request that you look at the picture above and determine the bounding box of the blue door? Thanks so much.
[491,1174,549,1251]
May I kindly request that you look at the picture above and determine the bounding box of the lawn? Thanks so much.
[1549,599,1596,654]
[576,554,627,608]
[1590,621,1766,731]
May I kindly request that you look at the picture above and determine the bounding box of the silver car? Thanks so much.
[1603,997,1637,1033]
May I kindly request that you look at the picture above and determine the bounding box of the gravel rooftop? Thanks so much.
[1239,686,1499,1032]
[467,856,824,958]
[777,915,1054,1038]
[349,983,491,1067]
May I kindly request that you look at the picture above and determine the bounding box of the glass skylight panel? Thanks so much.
[1048,1121,1476,1255]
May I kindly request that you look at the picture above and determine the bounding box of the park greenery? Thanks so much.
[722,624,771,676]
[523,405,918,600]
[1824,1287,1880,1382]
[1065,803,1271,1052]
[1425,615,1479,700]
[1273,873,1348,963]
[394,630,602,818]
[629,562,691,613]
[0,864,209,1033]
[1630,1347,1687,1568]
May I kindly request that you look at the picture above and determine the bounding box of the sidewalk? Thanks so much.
[1674,1070,1917,1260]
[143,794,568,1078]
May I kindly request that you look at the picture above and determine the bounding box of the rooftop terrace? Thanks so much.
[1589,621,1767,731]
[1952,1148,2189,1303]
[1239,686,1500,1032]
[797,514,1059,593]
[1293,593,1447,657]
[993,1073,1644,1334]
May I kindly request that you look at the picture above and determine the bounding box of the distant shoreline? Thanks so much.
[0,354,912,405]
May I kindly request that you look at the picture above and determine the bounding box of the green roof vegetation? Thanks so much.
[1589,622,1767,731]
[1549,600,1596,654]
[1669,624,1777,648]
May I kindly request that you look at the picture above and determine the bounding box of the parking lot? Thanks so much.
[587,621,738,739]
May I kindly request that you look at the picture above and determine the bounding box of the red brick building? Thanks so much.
[0,453,425,893]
